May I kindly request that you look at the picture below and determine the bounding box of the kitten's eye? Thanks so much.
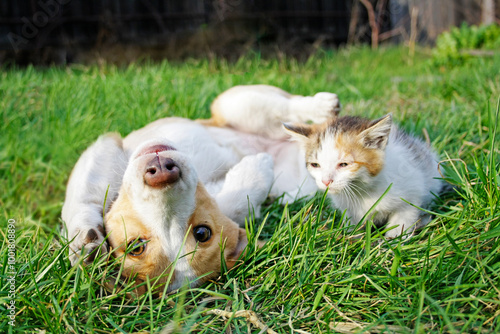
[127,238,147,256]
[193,225,212,243]
[309,162,321,168]
[338,162,349,168]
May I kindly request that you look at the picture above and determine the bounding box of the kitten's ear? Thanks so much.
[283,123,313,141]
[359,114,392,149]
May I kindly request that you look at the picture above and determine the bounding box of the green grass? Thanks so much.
[1,46,499,333]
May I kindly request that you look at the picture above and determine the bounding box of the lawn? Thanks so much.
[0,47,499,333]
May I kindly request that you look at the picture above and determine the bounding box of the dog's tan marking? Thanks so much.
[196,111,227,128]
[105,191,172,294]
[105,183,247,293]
[185,184,248,280]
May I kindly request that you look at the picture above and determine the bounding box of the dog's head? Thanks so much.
[104,140,249,294]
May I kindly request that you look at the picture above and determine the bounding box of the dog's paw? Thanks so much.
[224,153,274,189]
[311,92,341,120]
[218,153,274,215]
[216,153,275,225]
[69,227,107,266]
[252,152,274,169]
[234,153,274,187]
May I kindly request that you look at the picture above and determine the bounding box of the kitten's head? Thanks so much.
[283,114,392,193]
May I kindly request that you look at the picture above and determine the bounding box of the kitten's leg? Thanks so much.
[62,134,127,265]
[215,153,275,226]
[415,213,433,230]
[384,207,423,239]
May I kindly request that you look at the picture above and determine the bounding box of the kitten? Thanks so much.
[284,114,443,238]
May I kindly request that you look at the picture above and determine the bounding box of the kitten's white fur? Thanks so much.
[286,114,443,238]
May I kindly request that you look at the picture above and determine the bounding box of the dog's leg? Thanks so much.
[62,133,127,265]
[287,92,341,123]
[215,153,275,226]
[205,85,341,139]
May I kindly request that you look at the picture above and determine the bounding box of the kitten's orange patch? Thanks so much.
[335,132,385,176]
[289,118,386,178]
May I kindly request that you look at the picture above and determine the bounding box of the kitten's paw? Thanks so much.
[69,227,107,266]
[385,214,432,239]
[384,226,407,239]
[384,208,423,239]
[415,214,432,230]
[384,222,417,240]
[311,92,341,120]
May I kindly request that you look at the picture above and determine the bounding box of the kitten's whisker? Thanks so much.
[342,185,361,208]
[349,182,370,197]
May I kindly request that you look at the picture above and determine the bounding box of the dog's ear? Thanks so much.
[103,275,147,298]
[225,228,249,269]
[225,228,266,269]
[282,122,313,141]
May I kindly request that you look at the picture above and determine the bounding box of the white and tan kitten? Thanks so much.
[284,114,443,238]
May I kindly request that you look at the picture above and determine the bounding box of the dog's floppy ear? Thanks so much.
[283,122,328,144]
[103,276,147,299]
[225,227,266,269]
[225,228,249,269]
[283,122,313,141]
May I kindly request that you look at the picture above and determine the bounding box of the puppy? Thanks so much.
[62,85,340,293]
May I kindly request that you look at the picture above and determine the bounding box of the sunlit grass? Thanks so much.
[0,47,499,333]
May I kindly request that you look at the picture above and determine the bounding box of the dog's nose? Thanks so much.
[144,156,180,187]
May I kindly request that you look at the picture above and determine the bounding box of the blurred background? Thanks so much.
[0,0,498,65]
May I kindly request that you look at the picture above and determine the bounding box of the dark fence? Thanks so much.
[2,0,493,64]
[1,1,212,51]
[0,0,352,63]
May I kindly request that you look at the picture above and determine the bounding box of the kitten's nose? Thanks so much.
[322,179,333,187]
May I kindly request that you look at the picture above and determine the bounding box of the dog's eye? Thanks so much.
[193,225,212,243]
[128,238,147,256]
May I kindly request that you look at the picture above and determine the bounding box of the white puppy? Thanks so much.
[62,85,340,293]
